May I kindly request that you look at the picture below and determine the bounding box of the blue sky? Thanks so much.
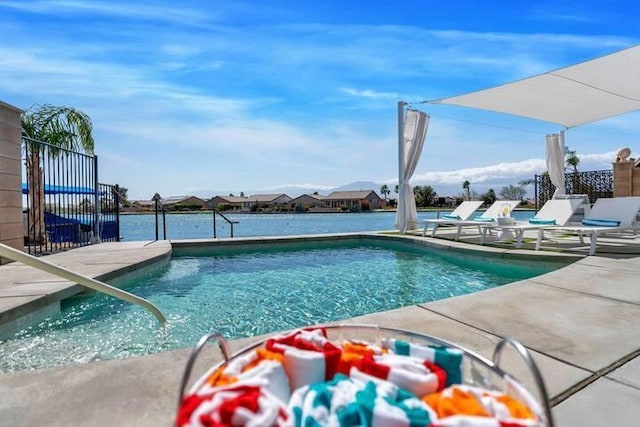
[1,1,639,200]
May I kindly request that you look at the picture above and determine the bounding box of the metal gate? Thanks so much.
[22,136,120,255]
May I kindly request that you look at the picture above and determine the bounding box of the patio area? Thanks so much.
[0,233,638,426]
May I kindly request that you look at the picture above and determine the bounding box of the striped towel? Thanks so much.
[289,373,434,427]
[177,382,291,427]
[266,328,342,390]
[382,338,464,386]
[424,384,539,427]
[347,352,447,398]
[200,348,290,404]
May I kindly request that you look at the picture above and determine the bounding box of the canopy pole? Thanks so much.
[397,101,406,224]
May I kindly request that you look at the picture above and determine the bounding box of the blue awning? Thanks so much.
[22,183,96,195]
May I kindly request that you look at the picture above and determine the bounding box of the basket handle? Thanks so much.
[492,337,554,427]
[177,332,231,407]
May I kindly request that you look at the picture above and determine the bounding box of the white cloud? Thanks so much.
[341,88,398,99]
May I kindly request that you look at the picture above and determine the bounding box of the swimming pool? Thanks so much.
[0,238,564,372]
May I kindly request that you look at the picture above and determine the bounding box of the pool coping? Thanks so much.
[1,233,639,426]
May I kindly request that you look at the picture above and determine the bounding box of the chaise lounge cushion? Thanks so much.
[442,214,461,220]
[528,218,556,225]
[581,218,621,227]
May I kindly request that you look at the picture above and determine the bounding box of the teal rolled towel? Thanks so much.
[529,218,556,225]
[442,214,461,220]
[473,216,494,222]
[582,218,621,227]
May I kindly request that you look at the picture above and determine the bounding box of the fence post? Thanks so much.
[213,210,217,238]
[92,155,100,242]
[114,184,121,242]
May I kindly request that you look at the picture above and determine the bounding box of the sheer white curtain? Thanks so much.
[545,132,565,197]
[395,108,429,233]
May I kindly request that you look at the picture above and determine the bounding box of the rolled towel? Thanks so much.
[349,353,447,397]
[528,218,556,225]
[382,338,463,387]
[200,348,290,404]
[424,384,538,427]
[265,328,341,390]
[289,373,434,427]
[177,382,291,427]
[472,216,494,222]
[582,218,621,227]
[442,214,461,220]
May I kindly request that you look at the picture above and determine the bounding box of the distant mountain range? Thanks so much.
[189,181,384,200]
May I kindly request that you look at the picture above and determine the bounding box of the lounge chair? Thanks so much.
[422,200,483,237]
[429,200,522,240]
[478,198,586,248]
[534,196,640,255]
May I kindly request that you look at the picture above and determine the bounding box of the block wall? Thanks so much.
[0,101,23,263]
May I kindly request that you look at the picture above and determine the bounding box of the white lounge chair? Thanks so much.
[422,200,483,237]
[535,196,640,255]
[435,200,522,241]
[478,198,586,248]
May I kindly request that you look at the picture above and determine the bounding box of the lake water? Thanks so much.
[120,210,535,241]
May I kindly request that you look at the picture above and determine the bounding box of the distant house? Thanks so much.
[290,194,326,211]
[162,195,206,211]
[206,195,247,211]
[245,193,292,210]
[128,199,156,212]
[324,190,383,211]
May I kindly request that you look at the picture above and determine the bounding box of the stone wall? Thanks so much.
[613,161,640,197]
[0,101,23,263]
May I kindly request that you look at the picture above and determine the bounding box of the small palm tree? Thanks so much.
[380,184,390,201]
[462,180,471,200]
[565,148,581,193]
[22,104,95,243]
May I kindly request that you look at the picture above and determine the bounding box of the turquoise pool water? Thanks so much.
[0,239,561,372]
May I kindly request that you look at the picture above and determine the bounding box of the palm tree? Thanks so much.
[22,105,95,243]
[462,180,471,201]
[565,148,581,193]
[380,184,390,201]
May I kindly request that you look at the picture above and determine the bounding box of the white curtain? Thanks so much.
[545,132,565,197]
[395,109,429,233]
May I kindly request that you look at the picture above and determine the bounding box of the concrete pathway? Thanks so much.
[0,235,638,426]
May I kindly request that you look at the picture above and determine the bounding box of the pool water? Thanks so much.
[0,239,560,372]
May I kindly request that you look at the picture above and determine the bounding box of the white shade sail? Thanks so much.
[545,132,565,197]
[395,108,429,233]
[431,45,640,128]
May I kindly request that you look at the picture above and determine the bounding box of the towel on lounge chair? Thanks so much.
[289,373,434,427]
[473,216,495,222]
[528,218,556,225]
[581,218,621,227]
[442,214,462,220]
[265,328,341,390]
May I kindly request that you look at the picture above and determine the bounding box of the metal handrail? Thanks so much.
[0,243,166,325]
[212,208,239,238]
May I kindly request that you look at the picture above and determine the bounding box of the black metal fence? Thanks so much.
[22,137,120,255]
[534,170,613,209]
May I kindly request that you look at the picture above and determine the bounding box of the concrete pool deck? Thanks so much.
[0,232,639,426]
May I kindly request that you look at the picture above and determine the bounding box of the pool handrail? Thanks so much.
[0,243,166,325]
